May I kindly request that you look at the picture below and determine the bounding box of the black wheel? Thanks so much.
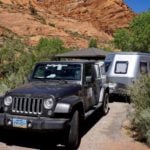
[101,92,109,115]
[66,111,81,150]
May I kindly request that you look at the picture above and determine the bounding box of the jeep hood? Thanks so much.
[7,81,81,98]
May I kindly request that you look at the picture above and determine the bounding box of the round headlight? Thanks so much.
[4,96,13,106]
[44,98,54,109]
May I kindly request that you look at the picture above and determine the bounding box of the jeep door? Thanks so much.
[82,63,98,111]
[94,63,106,101]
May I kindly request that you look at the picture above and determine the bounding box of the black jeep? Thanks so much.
[0,60,109,149]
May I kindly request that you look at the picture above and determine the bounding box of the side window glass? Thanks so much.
[140,62,148,74]
[85,64,92,76]
[34,65,45,78]
[84,64,93,83]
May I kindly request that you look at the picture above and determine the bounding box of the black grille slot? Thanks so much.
[12,97,43,115]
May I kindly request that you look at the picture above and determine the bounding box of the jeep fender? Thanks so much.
[99,86,109,103]
[54,95,84,118]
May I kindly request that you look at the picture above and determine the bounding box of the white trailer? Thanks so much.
[104,52,150,95]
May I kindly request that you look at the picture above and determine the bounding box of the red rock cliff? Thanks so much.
[0,0,135,47]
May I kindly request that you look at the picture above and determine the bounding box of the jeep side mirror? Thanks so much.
[86,76,92,83]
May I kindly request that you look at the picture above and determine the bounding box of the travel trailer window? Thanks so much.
[105,61,111,72]
[140,62,148,74]
[115,61,128,74]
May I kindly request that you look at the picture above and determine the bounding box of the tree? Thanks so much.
[113,29,131,51]
[114,11,150,52]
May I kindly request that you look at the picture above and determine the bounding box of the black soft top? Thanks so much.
[36,60,96,65]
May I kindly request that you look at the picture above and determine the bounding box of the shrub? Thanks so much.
[88,38,97,48]
[0,37,70,95]
[129,75,150,146]
[0,83,9,96]
[0,39,27,77]
[34,37,67,62]
[0,39,34,94]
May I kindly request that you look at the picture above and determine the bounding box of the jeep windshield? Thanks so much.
[32,63,81,81]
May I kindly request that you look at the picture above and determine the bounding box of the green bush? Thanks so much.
[0,83,9,95]
[0,37,69,95]
[0,39,34,93]
[130,75,150,146]
[34,37,67,62]
[88,38,97,48]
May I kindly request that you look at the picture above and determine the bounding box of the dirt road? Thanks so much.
[0,102,149,150]
[79,102,149,150]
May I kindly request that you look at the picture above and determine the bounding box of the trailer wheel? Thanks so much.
[66,110,81,150]
[101,92,109,115]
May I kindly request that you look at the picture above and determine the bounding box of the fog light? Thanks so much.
[4,107,8,112]
[48,110,52,116]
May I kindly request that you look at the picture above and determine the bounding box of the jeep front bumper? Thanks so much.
[0,114,69,131]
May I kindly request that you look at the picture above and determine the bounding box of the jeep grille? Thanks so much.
[12,97,43,115]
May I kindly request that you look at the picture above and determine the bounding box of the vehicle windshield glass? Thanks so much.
[32,63,81,80]
[115,61,128,74]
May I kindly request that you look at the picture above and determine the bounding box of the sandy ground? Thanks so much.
[79,102,149,150]
[0,102,149,150]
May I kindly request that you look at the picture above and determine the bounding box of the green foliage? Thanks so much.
[33,37,67,62]
[88,38,97,48]
[0,39,34,93]
[129,75,150,145]
[114,11,150,52]
[0,39,26,76]
[134,109,150,145]
[0,37,69,95]
[0,83,9,95]
[113,29,131,51]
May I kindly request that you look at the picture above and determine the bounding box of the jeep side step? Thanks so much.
[84,102,102,119]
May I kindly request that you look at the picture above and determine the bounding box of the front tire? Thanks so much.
[66,111,81,150]
[101,92,109,115]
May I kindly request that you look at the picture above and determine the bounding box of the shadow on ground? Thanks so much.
[0,108,105,150]
[109,94,130,103]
